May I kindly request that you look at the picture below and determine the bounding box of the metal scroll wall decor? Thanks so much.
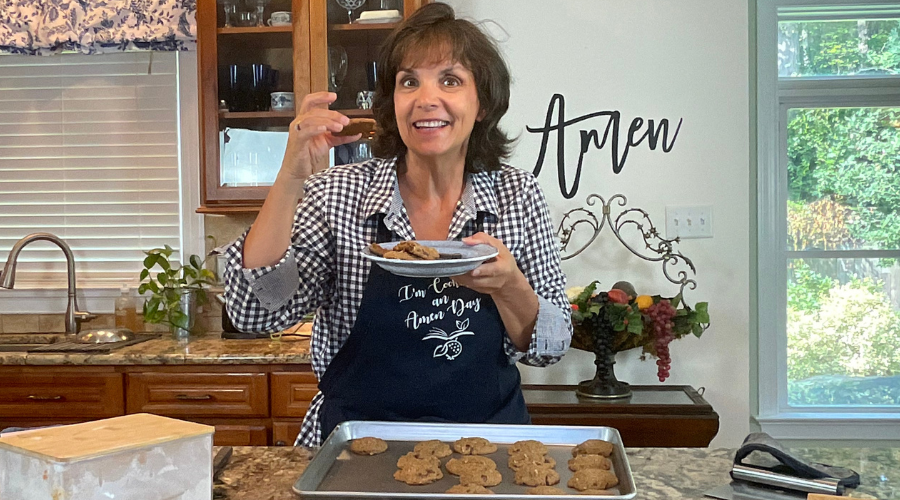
[556,193,701,399]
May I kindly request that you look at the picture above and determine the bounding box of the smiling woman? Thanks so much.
[223,3,572,448]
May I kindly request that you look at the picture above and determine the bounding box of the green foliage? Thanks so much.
[789,375,900,406]
[787,261,833,313]
[787,279,900,381]
[138,245,218,332]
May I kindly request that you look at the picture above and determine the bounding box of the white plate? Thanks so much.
[361,240,498,278]
[355,16,402,24]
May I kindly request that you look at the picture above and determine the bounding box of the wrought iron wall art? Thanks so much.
[556,193,698,298]
[556,193,704,399]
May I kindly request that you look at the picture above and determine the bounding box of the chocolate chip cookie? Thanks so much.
[349,436,387,455]
[453,437,498,455]
[571,439,614,457]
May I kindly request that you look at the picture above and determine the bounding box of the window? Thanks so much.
[757,1,900,439]
[0,51,202,312]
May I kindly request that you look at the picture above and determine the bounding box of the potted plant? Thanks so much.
[568,280,710,398]
[138,245,218,338]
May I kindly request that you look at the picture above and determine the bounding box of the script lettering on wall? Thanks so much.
[526,94,683,199]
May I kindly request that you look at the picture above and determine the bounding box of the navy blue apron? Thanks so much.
[318,214,530,438]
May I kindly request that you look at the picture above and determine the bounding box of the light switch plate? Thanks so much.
[665,205,713,239]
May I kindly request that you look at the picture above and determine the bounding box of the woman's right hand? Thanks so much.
[279,91,362,181]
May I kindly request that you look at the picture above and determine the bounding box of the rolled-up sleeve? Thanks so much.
[223,180,337,333]
[503,177,572,367]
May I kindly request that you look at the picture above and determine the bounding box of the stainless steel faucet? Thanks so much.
[1,232,97,334]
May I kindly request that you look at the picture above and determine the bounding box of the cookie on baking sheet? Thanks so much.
[513,464,561,487]
[446,455,498,475]
[393,463,443,485]
[571,439,614,457]
[567,469,619,491]
[446,483,495,494]
[527,485,568,495]
[567,454,612,471]
[413,439,453,458]
[508,439,548,456]
[349,436,388,455]
[459,468,503,487]
[508,452,556,471]
[397,451,440,469]
[453,437,498,455]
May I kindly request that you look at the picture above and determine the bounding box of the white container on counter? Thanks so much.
[0,413,215,500]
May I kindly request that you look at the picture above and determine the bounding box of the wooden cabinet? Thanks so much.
[0,367,124,420]
[126,372,269,417]
[523,385,720,448]
[197,0,431,212]
[0,365,317,447]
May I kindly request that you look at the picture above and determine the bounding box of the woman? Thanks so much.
[224,3,571,447]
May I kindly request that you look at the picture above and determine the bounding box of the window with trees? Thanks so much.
[757,1,900,439]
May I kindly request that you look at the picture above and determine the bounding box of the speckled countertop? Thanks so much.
[213,446,899,499]
[0,333,311,365]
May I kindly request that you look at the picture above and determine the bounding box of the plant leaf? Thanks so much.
[190,254,202,269]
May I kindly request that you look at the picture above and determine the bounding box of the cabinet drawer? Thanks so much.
[0,373,123,419]
[273,420,303,446]
[271,371,319,418]
[126,372,268,417]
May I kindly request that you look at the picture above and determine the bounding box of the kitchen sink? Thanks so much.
[0,334,158,353]
[0,335,62,352]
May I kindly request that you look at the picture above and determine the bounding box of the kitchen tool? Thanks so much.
[293,420,636,499]
[361,240,498,277]
[75,327,135,343]
[0,413,214,500]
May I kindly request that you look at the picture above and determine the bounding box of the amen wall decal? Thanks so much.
[526,94,684,199]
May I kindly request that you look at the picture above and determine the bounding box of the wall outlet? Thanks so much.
[665,205,713,239]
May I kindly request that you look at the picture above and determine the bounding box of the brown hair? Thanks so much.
[371,2,513,172]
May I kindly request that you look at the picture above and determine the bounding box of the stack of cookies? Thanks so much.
[393,439,450,486]
[567,439,619,493]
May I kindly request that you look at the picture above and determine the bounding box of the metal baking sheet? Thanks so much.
[293,421,637,499]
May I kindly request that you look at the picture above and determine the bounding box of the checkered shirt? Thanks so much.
[223,157,572,447]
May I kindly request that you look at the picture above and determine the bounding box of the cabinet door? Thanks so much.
[0,371,124,419]
[126,372,269,417]
[271,371,318,417]
[272,420,303,446]
[198,0,311,211]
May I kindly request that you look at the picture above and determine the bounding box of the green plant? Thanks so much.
[138,245,218,332]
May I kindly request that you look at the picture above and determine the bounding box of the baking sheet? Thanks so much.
[293,421,636,499]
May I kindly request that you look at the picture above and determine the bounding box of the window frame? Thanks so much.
[756,0,900,440]
[0,50,203,314]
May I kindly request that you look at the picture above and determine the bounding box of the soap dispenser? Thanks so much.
[115,285,139,332]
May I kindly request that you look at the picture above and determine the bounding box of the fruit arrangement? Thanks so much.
[568,281,709,382]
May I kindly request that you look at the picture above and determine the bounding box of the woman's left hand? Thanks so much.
[452,233,523,296]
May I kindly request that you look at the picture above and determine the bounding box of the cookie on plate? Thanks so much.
[459,468,503,487]
[446,456,497,475]
[349,436,387,455]
[571,439,614,457]
[397,452,440,469]
[514,464,561,487]
[453,437,498,455]
[567,454,612,471]
[413,439,453,458]
[446,483,494,494]
[508,439,548,456]
[393,463,443,485]
[567,469,619,491]
[508,452,556,471]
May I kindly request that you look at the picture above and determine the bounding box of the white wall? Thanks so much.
[446,0,751,447]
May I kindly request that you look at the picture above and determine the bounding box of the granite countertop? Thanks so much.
[213,446,899,499]
[0,333,311,365]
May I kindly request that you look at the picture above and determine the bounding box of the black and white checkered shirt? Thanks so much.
[223,157,572,446]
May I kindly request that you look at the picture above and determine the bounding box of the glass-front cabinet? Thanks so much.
[198,0,431,213]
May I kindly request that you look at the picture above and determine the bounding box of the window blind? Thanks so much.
[0,51,182,288]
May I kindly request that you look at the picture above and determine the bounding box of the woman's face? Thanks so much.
[393,57,481,165]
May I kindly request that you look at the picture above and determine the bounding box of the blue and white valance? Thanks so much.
[0,0,196,55]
